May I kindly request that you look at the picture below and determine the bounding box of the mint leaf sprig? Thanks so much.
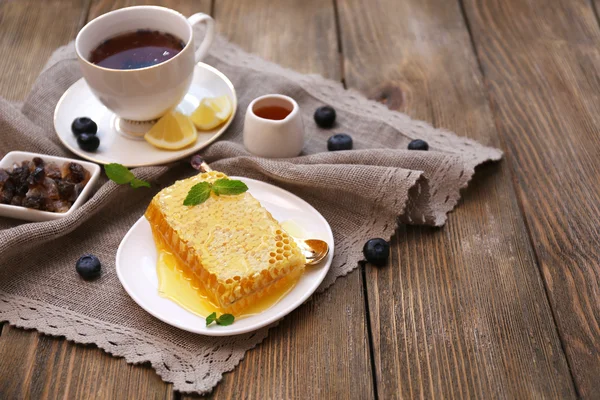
[183,178,248,206]
[212,179,248,195]
[206,312,235,326]
[183,182,212,206]
[105,163,150,188]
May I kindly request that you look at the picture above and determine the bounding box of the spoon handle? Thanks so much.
[192,156,212,173]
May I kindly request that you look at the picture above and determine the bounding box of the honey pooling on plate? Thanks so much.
[145,170,306,316]
[154,230,302,319]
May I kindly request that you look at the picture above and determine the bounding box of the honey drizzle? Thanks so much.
[153,229,302,319]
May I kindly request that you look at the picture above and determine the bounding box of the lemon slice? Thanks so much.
[144,111,198,150]
[191,96,233,131]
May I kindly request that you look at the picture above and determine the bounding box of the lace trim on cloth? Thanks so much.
[0,292,271,393]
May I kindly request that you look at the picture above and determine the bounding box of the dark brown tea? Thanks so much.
[253,106,291,120]
[89,30,186,70]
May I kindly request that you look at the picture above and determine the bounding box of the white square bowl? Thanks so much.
[0,151,101,222]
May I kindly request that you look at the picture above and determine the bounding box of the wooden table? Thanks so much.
[1,0,598,398]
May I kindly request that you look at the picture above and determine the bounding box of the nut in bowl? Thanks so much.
[0,151,100,222]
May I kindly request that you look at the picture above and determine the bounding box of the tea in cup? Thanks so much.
[75,6,215,125]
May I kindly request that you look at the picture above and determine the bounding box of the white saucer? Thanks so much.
[54,63,237,167]
[116,177,334,336]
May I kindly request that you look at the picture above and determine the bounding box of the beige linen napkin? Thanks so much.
[0,33,502,394]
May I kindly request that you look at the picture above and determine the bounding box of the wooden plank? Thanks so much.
[200,278,373,400]
[88,0,211,20]
[213,0,341,80]
[0,0,88,101]
[0,325,173,399]
[192,1,373,399]
[337,0,577,398]
[461,0,600,397]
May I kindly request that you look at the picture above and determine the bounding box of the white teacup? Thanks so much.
[243,94,305,158]
[75,6,214,123]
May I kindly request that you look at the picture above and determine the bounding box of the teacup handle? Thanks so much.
[187,13,215,63]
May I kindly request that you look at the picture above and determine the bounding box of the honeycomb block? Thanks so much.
[145,171,306,314]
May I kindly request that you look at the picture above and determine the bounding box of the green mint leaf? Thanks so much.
[216,314,235,326]
[212,179,248,196]
[105,163,135,184]
[183,182,212,206]
[206,312,217,326]
[130,178,151,188]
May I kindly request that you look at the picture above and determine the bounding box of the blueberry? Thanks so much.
[71,117,98,136]
[314,106,336,128]
[77,133,100,152]
[363,238,390,266]
[407,139,429,151]
[327,133,353,151]
[76,255,101,280]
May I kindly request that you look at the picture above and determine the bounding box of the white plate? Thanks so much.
[54,63,236,167]
[0,151,101,222]
[116,177,334,336]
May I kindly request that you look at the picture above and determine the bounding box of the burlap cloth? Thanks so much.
[0,32,502,394]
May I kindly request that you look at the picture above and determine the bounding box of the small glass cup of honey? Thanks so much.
[243,94,305,158]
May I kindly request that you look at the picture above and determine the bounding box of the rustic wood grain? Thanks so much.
[196,278,373,400]
[462,0,600,397]
[183,1,373,399]
[214,0,341,81]
[337,0,577,398]
[88,0,211,20]
[0,325,174,399]
[2,0,594,398]
[0,0,89,101]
